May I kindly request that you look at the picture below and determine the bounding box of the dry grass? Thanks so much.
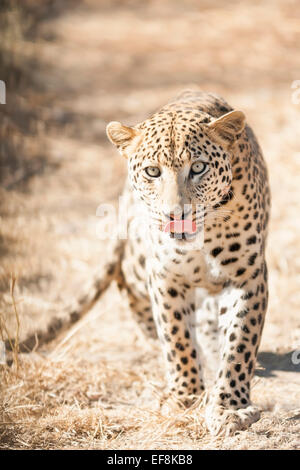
[1,0,300,449]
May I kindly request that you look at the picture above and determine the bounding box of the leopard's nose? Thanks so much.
[163,205,191,220]
[163,204,182,220]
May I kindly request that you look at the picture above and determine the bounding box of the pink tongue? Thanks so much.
[164,219,197,234]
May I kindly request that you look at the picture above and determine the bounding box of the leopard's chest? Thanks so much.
[154,246,226,292]
[122,226,227,297]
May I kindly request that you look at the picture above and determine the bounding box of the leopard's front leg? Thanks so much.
[148,269,205,407]
[206,263,268,435]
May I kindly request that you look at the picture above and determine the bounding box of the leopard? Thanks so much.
[13,89,270,436]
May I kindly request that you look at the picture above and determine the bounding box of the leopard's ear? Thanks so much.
[106,121,142,158]
[207,110,245,148]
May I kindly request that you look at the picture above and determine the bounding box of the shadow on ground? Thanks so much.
[256,351,300,377]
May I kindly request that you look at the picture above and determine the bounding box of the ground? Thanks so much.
[0,0,300,450]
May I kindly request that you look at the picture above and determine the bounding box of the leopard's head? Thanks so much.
[107,106,245,243]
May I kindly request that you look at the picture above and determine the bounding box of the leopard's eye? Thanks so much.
[145,166,161,178]
[190,161,208,176]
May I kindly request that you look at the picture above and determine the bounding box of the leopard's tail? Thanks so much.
[6,240,125,353]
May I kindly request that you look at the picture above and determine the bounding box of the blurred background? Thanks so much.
[0,0,300,450]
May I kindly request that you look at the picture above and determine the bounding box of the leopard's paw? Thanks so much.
[205,404,261,436]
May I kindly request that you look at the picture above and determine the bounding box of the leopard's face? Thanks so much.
[107,106,244,242]
[128,122,233,238]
